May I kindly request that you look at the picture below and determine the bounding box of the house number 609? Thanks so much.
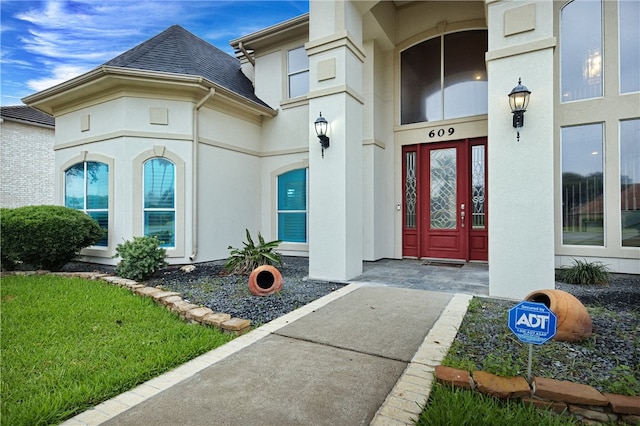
[428,128,455,138]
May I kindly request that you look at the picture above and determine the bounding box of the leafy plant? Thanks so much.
[114,236,167,281]
[481,352,523,378]
[0,205,104,270]
[556,258,610,285]
[225,229,282,275]
[603,365,639,396]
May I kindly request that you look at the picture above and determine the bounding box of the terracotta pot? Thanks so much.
[524,289,592,342]
[248,265,283,296]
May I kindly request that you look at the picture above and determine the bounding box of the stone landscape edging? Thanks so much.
[435,365,640,425]
[37,271,253,335]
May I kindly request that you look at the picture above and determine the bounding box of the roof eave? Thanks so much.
[23,66,276,117]
[230,13,309,51]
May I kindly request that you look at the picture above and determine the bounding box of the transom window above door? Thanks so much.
[401,30,488,125]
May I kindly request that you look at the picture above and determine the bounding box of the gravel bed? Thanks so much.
[452,277,639,395]
[64,257,639,393]
[140,257,346,325]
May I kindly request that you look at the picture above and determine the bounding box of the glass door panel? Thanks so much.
[430,148,457,229]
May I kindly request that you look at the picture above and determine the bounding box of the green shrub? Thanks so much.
[114,236,167,281]
[556,258,610,285]
[225,229,282,275]
[0,205,104,271]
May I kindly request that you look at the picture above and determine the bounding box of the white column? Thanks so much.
[486,0,556,299]
[307,0,364,281]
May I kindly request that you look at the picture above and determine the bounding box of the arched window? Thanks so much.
[560,0,603,102]
[277,168,307,243]
[64,161,109,247]
[143,158,175,247]
[401,30,488,125]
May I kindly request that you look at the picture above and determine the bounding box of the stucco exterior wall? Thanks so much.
[0,120,55,208]
[486,0,556,298]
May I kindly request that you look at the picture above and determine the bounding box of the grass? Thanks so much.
[1,274,234,426]
[415,384,577,425]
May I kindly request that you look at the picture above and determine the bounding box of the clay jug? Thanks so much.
[524,289,592,342]
[248,265,283,296]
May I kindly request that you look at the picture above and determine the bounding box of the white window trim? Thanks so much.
[286,46,309,101]
[132,147,185,258]
[271,160,309,254]
[60,153,115,258]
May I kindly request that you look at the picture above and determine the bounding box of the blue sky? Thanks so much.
[0,0,309,106]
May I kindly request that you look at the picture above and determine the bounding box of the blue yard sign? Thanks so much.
[508,301,557,345]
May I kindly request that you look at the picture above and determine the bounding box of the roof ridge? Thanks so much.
[101,24,272,109]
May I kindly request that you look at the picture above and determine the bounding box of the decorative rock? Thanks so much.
[533,377,608,406]
[160,295,183,306]
[622,414,640,424]
[221,318,251,335]
[185,306,214,322]
[151,291,181,302]
[472,371,530,399]
[180,265,196,273]
[168,300,199,314]
[604,393,640,415]
[569,405,618,423]
[134,287,162,297]
[520,397,568,414]
[202,313,232,327]
[435,365,473,389]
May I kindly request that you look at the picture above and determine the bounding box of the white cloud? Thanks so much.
[27,64,92,91]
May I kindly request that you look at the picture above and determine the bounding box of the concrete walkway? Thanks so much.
[62,261,487,426]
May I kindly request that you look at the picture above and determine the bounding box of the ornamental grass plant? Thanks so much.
[556,258,611,285]
[1,274,233,426]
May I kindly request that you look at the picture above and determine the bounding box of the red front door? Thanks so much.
[402,138,488,261]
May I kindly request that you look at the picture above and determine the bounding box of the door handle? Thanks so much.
[461,211,466,228]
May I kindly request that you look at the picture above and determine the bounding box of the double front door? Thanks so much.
[402,138,488,261]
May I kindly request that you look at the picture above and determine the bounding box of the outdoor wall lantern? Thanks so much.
[508,78,531,142]
[314,112,330,158]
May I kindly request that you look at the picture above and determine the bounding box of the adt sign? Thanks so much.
[508,301,557,345]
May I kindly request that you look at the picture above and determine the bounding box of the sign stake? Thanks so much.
[508,301,557,383]
[527,344,533,382]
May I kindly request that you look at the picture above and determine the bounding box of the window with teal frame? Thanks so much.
[143,158,175,247]
[277,168,307,243]
[64,161,109,247]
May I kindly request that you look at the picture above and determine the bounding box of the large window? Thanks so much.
[287,46,309,99]
[561,124,604,246]
[560,0,603,102]
[619,0,640,94]
[620,119,640,247]
[65,161,109,247]
[277,168,307,243]
[143,158,175,247]
[401,30,487,124]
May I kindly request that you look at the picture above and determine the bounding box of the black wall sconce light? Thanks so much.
[314,112,330,158]
[508,78,531,142]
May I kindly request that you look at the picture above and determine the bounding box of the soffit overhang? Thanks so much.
[230,13,309,52]
[22,66,277,118]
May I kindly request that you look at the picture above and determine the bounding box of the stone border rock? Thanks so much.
[13,271,252,336]
[435,365,640,424]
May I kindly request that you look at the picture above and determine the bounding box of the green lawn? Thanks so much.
[415,384,577,425]
[1,274,234,426]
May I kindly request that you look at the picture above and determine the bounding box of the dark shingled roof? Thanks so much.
[103,25,272,109]
[1,105,55,127]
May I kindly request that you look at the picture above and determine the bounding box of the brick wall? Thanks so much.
[0,120,55,208]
